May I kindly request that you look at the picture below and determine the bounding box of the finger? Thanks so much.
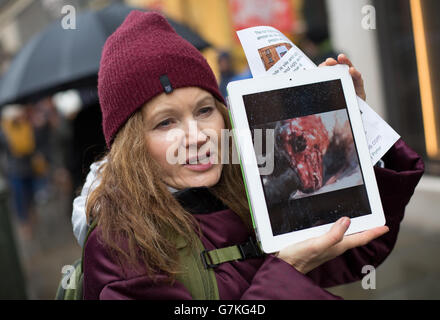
[314,217,351,251]
[349,67,362,81]
[319,58,338,67]
[337,226,390,251]
[337,53,353,67]
[326,58,338,66]
[350,67,364,89]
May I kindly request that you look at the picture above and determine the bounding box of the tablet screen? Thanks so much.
[243,80,372,236]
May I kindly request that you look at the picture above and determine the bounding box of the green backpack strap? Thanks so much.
[175,235,264,300]
[54,220,98,300]
[175,234,220,300]
[54,258,82,300]
[201,237,264,269]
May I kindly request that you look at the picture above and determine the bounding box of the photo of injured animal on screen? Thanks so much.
[243,79,372,236]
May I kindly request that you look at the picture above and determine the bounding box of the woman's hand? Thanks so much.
[319,54,366,101]
[275,217,389,274]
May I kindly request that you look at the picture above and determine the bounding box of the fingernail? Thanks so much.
[339,217,349,226]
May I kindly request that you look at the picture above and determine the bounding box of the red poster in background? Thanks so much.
[229,0,295,34]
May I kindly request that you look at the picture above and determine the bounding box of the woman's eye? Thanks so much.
[198,106,213,116]
[155,119,173,129]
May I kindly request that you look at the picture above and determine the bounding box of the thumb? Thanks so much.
[316,217,351,250]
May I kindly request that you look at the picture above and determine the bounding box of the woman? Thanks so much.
[76,11,424,299]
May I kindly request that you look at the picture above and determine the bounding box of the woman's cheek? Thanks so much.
[146,132,177,170]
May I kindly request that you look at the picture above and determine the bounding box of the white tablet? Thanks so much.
[226,65,385,253]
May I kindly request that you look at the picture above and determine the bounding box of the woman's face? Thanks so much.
[142,87,225,190]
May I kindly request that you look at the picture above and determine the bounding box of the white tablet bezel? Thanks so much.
[227,65,385,253]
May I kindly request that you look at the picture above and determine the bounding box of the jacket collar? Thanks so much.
[172,186,228,215]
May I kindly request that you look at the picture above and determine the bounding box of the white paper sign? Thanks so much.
[237,26,400,165]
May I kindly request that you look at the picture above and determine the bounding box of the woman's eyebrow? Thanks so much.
[195,96,216,107]
[147,106,176,121]
[147,95,215,119]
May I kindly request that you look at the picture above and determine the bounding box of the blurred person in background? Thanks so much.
[53,88,106,206]
[0,105,40,240]
[28,98,59,205]
[299,0,338,65]
[217,51,237,99]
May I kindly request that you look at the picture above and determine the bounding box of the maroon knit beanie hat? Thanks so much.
[98,11,225,148]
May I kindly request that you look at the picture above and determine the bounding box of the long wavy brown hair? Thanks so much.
[86,99,252,280]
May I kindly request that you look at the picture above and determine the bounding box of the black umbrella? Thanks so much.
[0,3,211,106]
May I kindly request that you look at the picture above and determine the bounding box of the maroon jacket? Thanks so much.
[83,139,424,299]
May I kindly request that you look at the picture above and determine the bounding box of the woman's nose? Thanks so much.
[184,120,208,149]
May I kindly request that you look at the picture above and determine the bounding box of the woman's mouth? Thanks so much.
[184,151,215,171]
